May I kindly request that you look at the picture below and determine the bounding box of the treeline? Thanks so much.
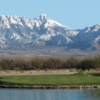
[0,55,100,71]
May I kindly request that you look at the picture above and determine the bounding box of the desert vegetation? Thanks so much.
[0,55,100,71]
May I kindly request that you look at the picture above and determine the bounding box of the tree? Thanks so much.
[77,58,96,71]
[31,58,44,69]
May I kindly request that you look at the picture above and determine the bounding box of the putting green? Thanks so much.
[0,73,100,86]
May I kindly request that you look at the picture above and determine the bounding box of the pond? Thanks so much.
[0,88,100,100]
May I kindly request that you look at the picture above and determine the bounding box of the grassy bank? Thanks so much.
[0,72,100,86]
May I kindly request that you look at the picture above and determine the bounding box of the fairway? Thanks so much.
[0,73,100,86]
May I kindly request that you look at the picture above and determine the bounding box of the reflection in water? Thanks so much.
[0,88,100,100]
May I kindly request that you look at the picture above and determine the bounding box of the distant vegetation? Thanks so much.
[0,55,100,71]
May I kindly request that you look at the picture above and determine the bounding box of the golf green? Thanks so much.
[0,73,100,86]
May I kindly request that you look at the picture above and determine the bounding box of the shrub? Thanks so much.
[62,57,79,69]
[14,67,21,73]
[94,55,100,68]
[31,58,44,69]
[0,59,14,70]
[77,58,96,71]
[42,58,62,69]
[69,69,73,72]
[0,66,3,70]
[0,55,99,70]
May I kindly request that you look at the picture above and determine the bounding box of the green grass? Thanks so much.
[0,72,100,86]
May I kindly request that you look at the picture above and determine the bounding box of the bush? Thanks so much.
[77,58,96,71]
[62,57,79,69]
[0,59,14,70]
[94,55,100,68]
[0,55,99,70]
[42,58,62,69]
[0,66,3,70]
[12,60,32,70]
[31,58,44,69]
[14,67,21,73]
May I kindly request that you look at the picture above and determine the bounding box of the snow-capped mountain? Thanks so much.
[0,14,100,51]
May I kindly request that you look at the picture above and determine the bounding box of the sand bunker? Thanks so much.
[0,69,78,76]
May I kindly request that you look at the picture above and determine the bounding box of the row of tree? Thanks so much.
[0,55,100,71]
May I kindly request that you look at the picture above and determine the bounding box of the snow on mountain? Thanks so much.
[0,14,100,50]
[95,35,100,42]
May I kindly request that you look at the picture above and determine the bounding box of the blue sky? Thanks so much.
[0,0,100,30]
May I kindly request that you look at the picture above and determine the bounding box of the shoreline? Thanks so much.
[0,84,100,89]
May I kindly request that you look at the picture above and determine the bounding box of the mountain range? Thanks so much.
[0,14,100,54]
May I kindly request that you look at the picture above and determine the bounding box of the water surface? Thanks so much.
[0,88,100,100]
